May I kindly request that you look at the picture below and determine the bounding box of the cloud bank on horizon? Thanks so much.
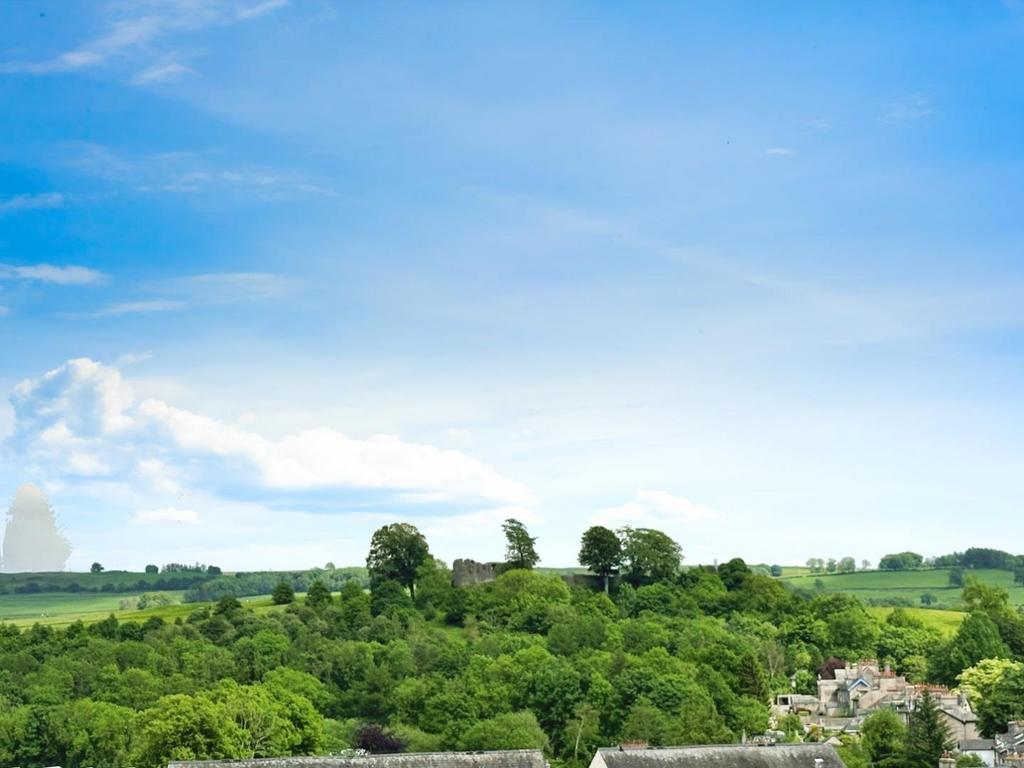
[2,1,1024,568]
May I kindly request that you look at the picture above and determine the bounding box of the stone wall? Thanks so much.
[452,558,502,587]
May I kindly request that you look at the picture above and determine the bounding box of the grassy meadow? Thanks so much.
[779,566,1024,610]
[0,589,292,628]
[865,605,966,636]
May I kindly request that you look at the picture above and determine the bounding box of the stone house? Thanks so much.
[816,660,908,717]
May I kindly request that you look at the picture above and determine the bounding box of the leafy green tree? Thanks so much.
[91,562,104,574]
[503,518,540,570]
[578,526,623,593]
[619,527,682,585]
[366,523,430,599]
[132,694,244,768]
[305,580,333,610]
[957,658,1022,708]
[736,651,769,703]
[976,664,1024,737]
[861,709,906,768]
[777,712,804,741]
[932,613,1010,685]
[47,700,136,768]
[271,581,295,605]
[620,696,673,745]
[369,579,415,617]
[145,564,158,574]
[459,711,551,751]
[904,691,953,768]
[563,703,601,762]
[957,755,986,768]
[837,557,856,573]
[718,558,751,590]
[880,552,924,571]
[949,567,966,587]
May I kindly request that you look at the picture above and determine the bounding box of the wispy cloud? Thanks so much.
[89,300,186,318]
[0,1,290,80]
[65,142,335,199]
[66,272,295,320]
[174,272,296,302]
[882,93,934,123]
[0,263,107,285]
[131,61,195,86]
[591,489,723,530]
[0,192,65,213]
[764,147,797,157]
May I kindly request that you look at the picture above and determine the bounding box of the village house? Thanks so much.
[995,721,1024,765]
[815,660,907,717]
[774,659,983,744]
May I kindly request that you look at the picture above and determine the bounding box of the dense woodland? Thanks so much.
[2,522,1024,768]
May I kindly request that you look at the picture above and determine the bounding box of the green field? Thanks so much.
[780,567,1024,608]
[0,589,289,628]
[866,606,966,636]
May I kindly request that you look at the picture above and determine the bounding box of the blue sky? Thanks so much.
[1,0,1023,571]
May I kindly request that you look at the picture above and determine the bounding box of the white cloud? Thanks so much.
[132,61,195,85]
[0,192,64,213]
[0,263,107,285]
[764,147,797,157]
[65,142,334,199]
[89,300,186,318]
[8,358,536,507]
[133,507,200,524]
[422,505,542,542]
[174,272,296,302]
[0,1,290,78]
[591,489,722,529]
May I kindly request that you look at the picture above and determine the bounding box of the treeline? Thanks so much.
[878,548,1024,573]
[0,571,213,595]
[805,557,867,574]
[183,567,368,603]
[4,519,1024,768]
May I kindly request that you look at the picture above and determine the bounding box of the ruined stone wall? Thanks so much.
[452,558,502,587]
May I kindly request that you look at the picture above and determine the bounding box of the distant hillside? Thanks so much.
[778,566,1024,609]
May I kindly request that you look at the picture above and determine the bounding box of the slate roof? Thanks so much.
[959,740,996,751]
[168,751,547,768]
[593,744,845,768]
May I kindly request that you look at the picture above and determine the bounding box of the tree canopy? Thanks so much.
[578,526,622,592]
[366,523,431,599]
[502,518,540,570]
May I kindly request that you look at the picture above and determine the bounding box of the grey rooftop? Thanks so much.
[591,744,845,768]
[168,751,548,768]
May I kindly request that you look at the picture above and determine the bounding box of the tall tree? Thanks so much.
[578,526,622,593]
[861,709,906,768]
[502,518,539,570]
[904,691,953,768]
[305,579,333,609]
[366,523,430,599]
[619,526,682,585]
